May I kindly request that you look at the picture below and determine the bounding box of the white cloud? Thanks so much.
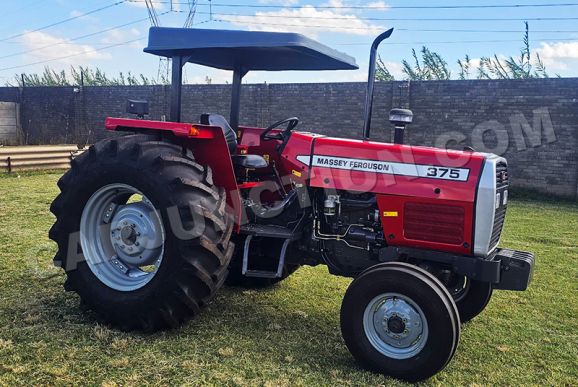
[126,0,164,10]
[220,5,384,38]
[323,0,346,8]
[69,9,99,22]
[101,28,141,48]
[535,41,578,71]
[322,0,390,14]
[367,1,390,11]
[21,31,111,65]
[259,0,299,5]
[101,28,141,44]
[382,61,403,79]
[184,68,231,84]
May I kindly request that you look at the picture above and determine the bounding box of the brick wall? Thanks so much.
[0,78,576,198]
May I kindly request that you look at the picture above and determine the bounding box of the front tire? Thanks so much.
[49,134,234,331]
[445,275,493,323]
[340,262,460,382]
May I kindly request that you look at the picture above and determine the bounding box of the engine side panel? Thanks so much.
[376,194,474,255]
[299,136,486,255]
[303,136,485,201]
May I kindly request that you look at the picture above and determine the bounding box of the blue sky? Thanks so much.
[1,0,577,85]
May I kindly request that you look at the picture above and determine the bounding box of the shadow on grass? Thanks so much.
[4,277,359,373]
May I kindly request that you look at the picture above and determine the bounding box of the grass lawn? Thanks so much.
[0,171,577,386]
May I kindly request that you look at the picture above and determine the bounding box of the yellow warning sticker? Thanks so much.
[292,170,302,177]
[383,211,399,217]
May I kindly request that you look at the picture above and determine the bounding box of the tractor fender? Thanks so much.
[105,117,242,231]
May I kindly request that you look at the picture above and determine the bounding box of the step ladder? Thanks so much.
[240,224,301,279]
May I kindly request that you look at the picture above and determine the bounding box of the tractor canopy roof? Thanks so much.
[144,27,359,71]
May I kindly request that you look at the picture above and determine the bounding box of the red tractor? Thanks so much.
[49,27,534,381]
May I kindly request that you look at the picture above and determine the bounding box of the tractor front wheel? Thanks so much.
[445,275,493,323]
[49,134,233,331]
[340,262,460,382]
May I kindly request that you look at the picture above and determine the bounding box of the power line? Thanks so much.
[335,38,578,46]
[0,37,145,72]
[0,0,127,43]
[128,0,578,10]
[0,18,210,73]
[200,11,578,22]
[3,0,50,18]
[398,28,578,34]
[203,1,578,10]
[213,19,578,35]
[0,14,164,61]
[183,0,198,28]
[212,19,578,44]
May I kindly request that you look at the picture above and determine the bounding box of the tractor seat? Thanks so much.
[200,113,268,169]
[200,113,237,153]
[231,154,268,169]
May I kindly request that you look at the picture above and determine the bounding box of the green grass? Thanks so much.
[0,171,577,386]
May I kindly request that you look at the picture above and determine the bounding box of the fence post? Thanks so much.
[7,156,11,174]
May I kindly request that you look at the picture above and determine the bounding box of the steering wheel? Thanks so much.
[260,117,299,141]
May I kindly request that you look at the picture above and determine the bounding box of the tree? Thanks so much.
[376,46,451,81]
[475,22,548,79]
[7,65,162,87]
[378,22,549,81]
[375,56,395,81]
[401,47,451,80]
[458,55,473,80]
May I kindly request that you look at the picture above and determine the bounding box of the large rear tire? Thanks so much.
[340,262,460,382]
[49,134,233,331]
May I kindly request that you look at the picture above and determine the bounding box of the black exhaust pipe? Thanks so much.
[362,28,394,141]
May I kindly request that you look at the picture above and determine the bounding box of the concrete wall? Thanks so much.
[0,102,20,145]
[0,78,576,198]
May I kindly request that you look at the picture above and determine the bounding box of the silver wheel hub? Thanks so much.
[80,183,165,292]
[363,293,429,359]
[109,202,163,266]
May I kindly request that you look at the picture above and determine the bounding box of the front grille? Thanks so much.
[404,202,465,245]
[490,162,508,248]
[496,162,509,190]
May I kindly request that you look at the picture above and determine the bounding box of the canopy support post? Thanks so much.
[230,67,246,132]
[170,55,184,122]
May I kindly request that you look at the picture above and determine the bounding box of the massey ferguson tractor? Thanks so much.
[49,27,534,381]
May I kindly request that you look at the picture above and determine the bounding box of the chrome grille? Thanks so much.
[490,162,508,249]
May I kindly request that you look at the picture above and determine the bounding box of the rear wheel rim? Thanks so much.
[80,183,165,292]
[363,292,429,359]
